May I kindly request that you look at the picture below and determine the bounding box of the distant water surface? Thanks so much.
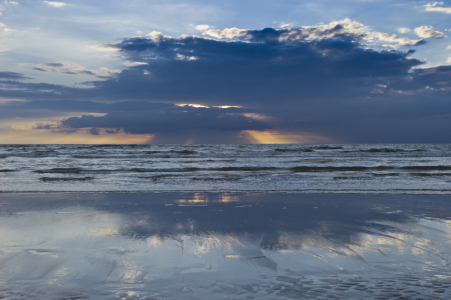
[1,144,451,193]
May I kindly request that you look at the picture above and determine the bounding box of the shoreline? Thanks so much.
[2,190,451,194]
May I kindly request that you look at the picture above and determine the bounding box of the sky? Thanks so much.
[0,0,451,144]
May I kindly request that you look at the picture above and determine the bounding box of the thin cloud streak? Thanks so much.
[43,1,67,8]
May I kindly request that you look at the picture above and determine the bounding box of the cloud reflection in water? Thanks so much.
[0,193,450,299]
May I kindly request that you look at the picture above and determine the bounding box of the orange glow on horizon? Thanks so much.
[2,115,334,145]
[0,128,154,144]
[1,115,154,144]
[240,130,335,144]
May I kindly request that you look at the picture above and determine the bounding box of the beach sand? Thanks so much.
[0,193,450,299]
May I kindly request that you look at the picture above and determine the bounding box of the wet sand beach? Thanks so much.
[0,193,451,299]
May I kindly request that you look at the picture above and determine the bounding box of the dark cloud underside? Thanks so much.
[1,25,450,143]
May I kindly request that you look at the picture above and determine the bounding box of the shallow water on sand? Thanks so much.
[1,193,451,299]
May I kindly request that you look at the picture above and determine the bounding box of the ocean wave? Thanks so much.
[401,166,451,171]
[86,144,145,148]
[212,166,278,172]
[181,159,237,163]
[372,173,400,177]
[34,168,82,174]
[145,151,161,154]
[290,166,395,172]
[72,155,113,159]
[333,176,370,180]
[410,172,451,177]
[314,146,343,150]
[171,150,197,154]
[360,148,424,153]
[191,177,242,181]
[275,148,314,152]
[32,165,451,174]
[145,150,198,155]
[3,144,450,193]
[128,167,201,173]
[40,177,94,182]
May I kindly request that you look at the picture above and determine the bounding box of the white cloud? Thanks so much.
[425,2,451,14]
[5,1,18,5]
[195,24,210,31]
[297,18,368,40]
[447,45,451,49]
[367,31,421,48]
[448,57,451,63]
[43,1,66,8]
[146,31,171,42]
[397,28,410,33]
[200,19,421,49]
[372,32,422,48]
[202,19,368,40]
[414,25,446,38]
[203,27,248,39]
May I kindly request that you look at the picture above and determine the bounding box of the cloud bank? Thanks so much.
[1,19,451,143]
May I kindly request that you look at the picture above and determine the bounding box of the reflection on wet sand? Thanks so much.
[0,193,451,299]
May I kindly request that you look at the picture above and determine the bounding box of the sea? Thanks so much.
[1,143,451,193]
[2,144,451,299]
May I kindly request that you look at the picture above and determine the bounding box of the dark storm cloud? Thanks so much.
[1,24,450,142]
[90,28,423,107]
[24,100,172,112]
[387,65,451,92]
[60,105,272,134]
[1,99,271,134]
